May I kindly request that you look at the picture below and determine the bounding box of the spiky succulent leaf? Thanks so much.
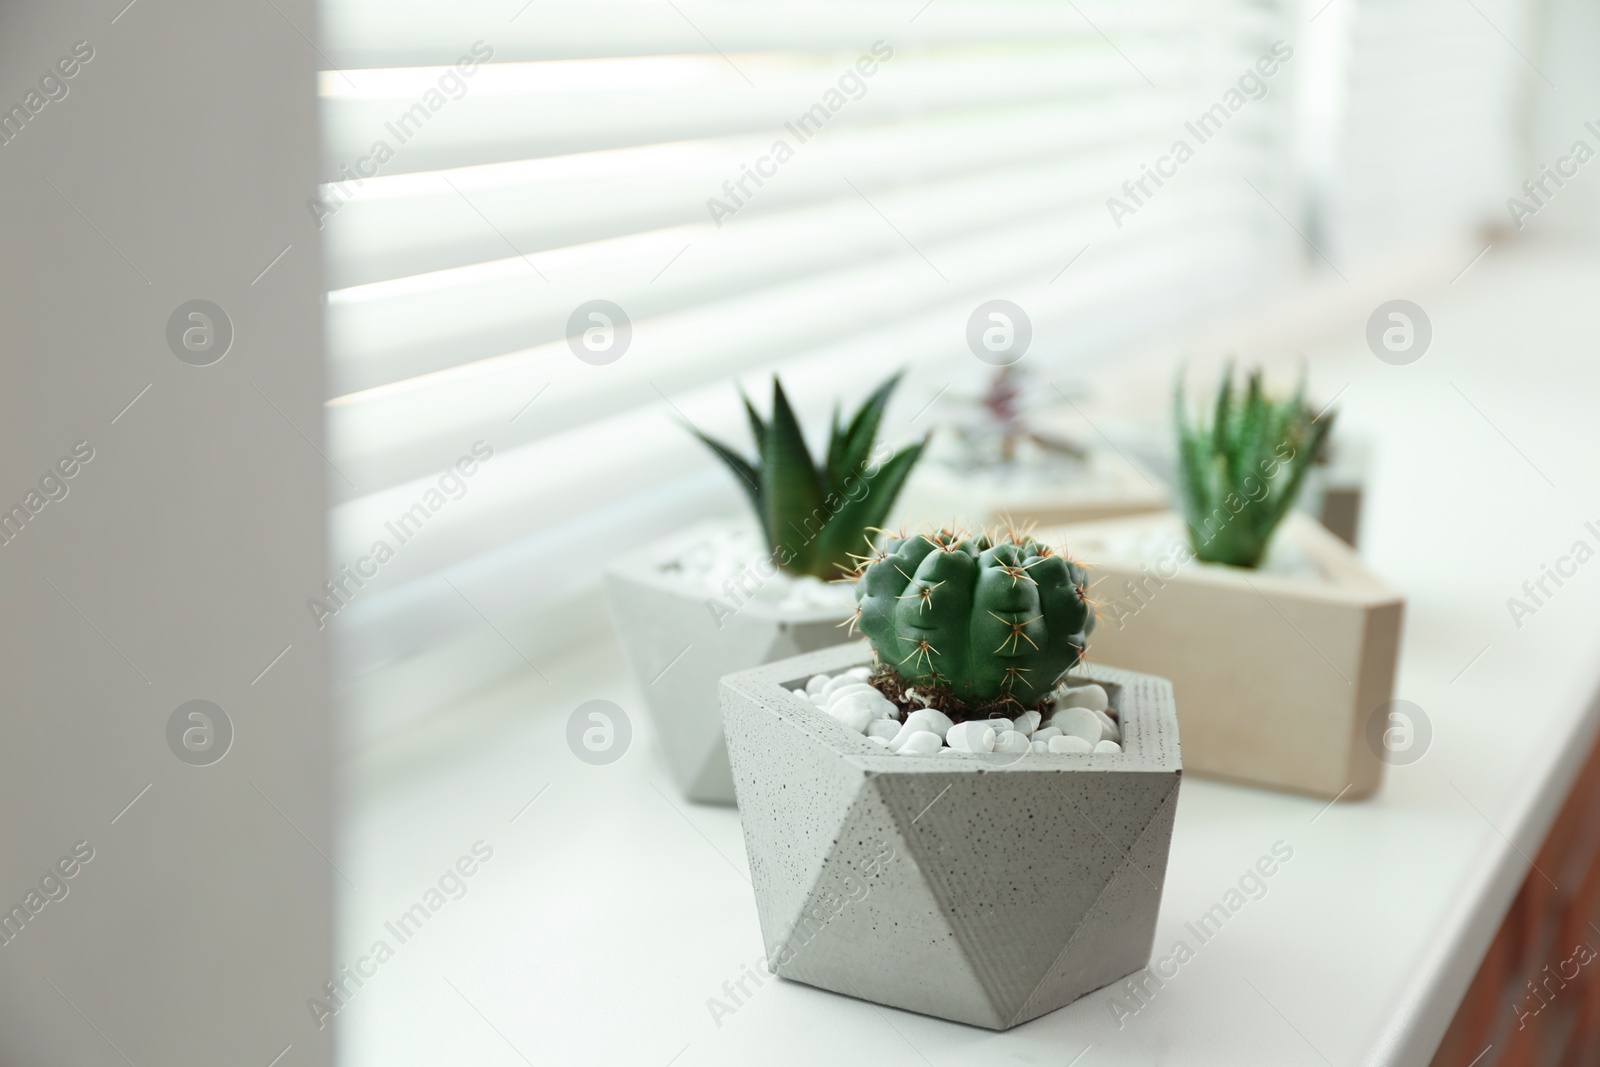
[1175,365,1333,568]
[761,378,827,573]
[808,435,930,577]
[823,403,845,486]
[741,391,766,447]
[1173,376,1210,530]
[826,370,902,490]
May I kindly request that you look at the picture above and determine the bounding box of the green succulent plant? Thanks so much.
[853,528,1094,713]
[690,372,929,580]
[1174,364,1333,568]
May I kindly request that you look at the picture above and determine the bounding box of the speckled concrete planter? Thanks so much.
[721,642,1182,1029]
[604,521,854,805]
[1052,511,1403,799]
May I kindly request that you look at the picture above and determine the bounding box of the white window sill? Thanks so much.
[336,236,1594,1065]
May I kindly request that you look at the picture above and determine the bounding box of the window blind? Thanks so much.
[318,0,1299,722]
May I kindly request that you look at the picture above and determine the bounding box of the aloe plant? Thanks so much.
[690,372,929,579]
[1175,365,1332,568]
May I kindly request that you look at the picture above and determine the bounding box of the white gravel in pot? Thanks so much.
[793,669,1123,757]
[662,526,856,613]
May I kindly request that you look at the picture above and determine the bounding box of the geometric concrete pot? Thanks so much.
[898,446,1167,530]
[1051,511,1403,800]
[603,521,854,805]
[721,642,1182,1029]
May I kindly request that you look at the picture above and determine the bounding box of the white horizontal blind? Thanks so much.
[318,0,1297,702]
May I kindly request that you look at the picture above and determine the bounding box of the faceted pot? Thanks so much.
[720,642,1182,1029]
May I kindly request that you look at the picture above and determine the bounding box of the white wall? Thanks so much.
[0,2,331,1064]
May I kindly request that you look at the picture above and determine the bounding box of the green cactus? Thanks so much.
[853,529,1095,712]
[690,372,929,580]
[1175,364,1333,568]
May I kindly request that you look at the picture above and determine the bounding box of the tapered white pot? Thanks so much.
[604,521,854,803]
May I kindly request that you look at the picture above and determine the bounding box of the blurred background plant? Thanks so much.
[1175,364,1332,568]
[938,366,1088,472]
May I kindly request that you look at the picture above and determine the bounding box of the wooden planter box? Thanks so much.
[1046,511,1403,799]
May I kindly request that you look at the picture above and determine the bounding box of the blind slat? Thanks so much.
[322,0,1206,67]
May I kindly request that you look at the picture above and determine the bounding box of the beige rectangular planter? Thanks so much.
[1044,512,1402,799]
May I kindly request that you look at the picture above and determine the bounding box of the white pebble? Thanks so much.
[888,715,947,750]
[993,730,1031,754]
[1049,735,1094,754]
[903,707,954,740]
[945,721,996,753]
[887,721,917,751]
[1058,684,1108,712]
[1094,740,1122,754]
[983,717,1014,735]
[868,693,901,719]
[791,688,808,699]
[1013,711,1041,737]
[1050,707,1105,745]
[845,666,872,681]
[866,718,900,741]
[937,748,962,757]
[867,735,890,747]
[852,691,900,722]
[1032,726,1062,744]
[820,675,861,700]
[1093,708,1120,742]
[1030,739,1050,754]
[805,674,829,696]
[829,695,878,733]
[898,731,943,756]
[830,685,892,715]
[825,683,875,706]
